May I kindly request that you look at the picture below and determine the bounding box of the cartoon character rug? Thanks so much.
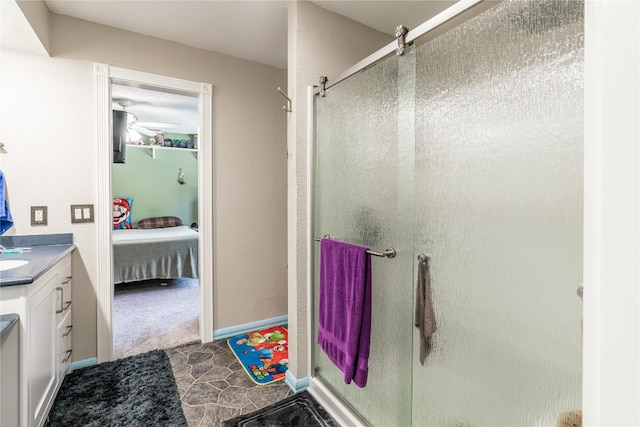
[227,326,289,385]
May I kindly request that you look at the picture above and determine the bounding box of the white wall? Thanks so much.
[0,50,98,360]
[0,12,288,361]
[287,0,392,380]
[583,1,640,425]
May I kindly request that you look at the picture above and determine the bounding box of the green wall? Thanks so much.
[112,145,198,227]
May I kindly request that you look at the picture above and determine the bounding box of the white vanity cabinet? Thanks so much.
[0,253,73,427]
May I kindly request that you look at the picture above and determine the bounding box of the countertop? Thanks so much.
[0,313,19,337]
[0,233,75,287]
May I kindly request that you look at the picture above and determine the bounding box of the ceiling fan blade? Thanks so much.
[136,121,179,130]
[131,124,157,136]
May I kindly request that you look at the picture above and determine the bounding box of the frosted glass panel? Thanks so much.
[412,1,583,426]
[312,1,583,425]
[313,52,415,426]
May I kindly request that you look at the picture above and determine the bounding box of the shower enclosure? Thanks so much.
[311,1,584,425]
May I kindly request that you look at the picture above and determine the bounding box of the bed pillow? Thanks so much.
[137,216,183,229]
[113,198,133,229]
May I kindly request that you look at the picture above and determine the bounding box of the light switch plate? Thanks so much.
[31,206,48,226]
[70,204,94,223]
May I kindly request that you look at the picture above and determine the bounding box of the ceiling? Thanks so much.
[43,0,457,70]
[112,84,199,136]
[2,0,457,135]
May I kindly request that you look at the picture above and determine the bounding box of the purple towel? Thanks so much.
[317,238,372,387]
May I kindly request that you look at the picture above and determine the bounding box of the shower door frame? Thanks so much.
[304,0,639,425]
[305,86,367,427]
[312,0,488,96]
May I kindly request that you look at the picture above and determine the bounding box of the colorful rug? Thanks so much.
[227,326,289,385]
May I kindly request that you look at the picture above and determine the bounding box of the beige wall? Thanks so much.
[0,13,287,361]
[286,1,392,380]
[15,0,50,54]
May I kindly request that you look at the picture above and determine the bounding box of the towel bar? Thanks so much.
[313,236,396,258]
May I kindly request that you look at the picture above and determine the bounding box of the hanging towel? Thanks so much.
[415,256,436,365]
[317,238,372,387]
[0,170,14,234]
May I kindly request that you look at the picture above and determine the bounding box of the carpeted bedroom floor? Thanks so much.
[113,278,200,359]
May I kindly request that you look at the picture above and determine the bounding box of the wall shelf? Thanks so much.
[127,144,197,159]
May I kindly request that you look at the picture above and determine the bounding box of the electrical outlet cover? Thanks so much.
[31,206,48,226]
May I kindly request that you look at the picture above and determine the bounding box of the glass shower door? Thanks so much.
[412,1,584,425]
[312,1,583,425]
[313,53,416,426]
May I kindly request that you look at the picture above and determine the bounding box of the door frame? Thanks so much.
[94,63,214,362]
[583,1,640,424]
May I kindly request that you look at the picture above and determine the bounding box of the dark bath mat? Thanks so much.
[222,390,339,427]
[46,349,187,427]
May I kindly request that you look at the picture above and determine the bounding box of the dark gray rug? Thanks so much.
[46,350,187,427]
[222,391,339,427]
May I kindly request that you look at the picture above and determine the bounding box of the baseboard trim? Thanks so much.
[285,370,309,393]
[212,315,288,340]
[70,317,288,372]
[70,357,98,372]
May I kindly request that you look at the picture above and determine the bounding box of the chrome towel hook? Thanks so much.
[277,87,292,113]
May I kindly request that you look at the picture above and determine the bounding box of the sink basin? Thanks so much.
[0,260,29,272]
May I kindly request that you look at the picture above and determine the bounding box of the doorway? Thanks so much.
[94,64,214,362]
[110,82,200,358]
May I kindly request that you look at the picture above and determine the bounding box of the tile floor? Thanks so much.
[166,340,294,427]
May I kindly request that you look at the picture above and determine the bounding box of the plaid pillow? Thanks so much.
[137,216,183,229]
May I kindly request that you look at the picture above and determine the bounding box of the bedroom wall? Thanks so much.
[287,1,392,381]
[0,12,287,361]
[112,147,198,226]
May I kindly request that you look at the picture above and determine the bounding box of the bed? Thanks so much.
[112,225,199,284]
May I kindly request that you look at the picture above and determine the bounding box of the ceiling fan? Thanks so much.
[113,99,179,139]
